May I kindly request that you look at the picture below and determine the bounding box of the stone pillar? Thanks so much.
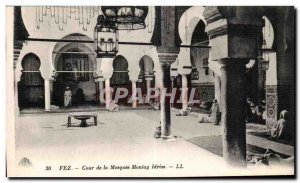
[44,78,51,111]
[95,80,99,103]
[181,74,188,111]
[98,57,114,108]
[132,81,137,108]
[14,80,20,115]
[99,80,104,104]
[145,78,152,104]
[158,53,178,139]
[214,75,221,104]
[219,59,248,167]
[155,6,179,138]
[160,62,172,138]
[105,78,111,109]
[204,6,264,167]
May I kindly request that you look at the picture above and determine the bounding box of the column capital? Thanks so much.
[96,76,104,82]
[204,6,264,61]
[158,52,179,64]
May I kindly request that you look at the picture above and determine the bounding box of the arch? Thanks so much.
[262,16,275,49]
[261,9,278,50]
[177,7,209,76]
[113,55,129,71]
[18,53,44,109]
[190,20,209,68]
[111,55,130,85]
[52,33,96,74]
[21,53,41,70]
[138,55,156,103]
[110,55,131,105]
[51,34,97,107]
[178,6,207,46]
[54,46,94,72]
[139,55,154,74]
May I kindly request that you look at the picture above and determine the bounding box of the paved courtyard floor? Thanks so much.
[11,110,294,177]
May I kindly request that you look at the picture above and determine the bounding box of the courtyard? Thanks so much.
[13,110,293,177]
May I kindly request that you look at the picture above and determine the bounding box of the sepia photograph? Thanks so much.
[5,4,295,178]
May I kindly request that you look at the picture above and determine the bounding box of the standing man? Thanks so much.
[64,86,72,108]
[209,99,221,125]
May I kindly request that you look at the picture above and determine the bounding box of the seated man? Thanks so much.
[270,110,289,139]
[198,99,221,125]
[154,125,161,139]
[176,107,191,116]
[109,100,119,112]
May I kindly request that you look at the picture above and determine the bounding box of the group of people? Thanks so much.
[196,97,291,140]
[65,86,292,141]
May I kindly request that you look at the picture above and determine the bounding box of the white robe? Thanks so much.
[64,90,72,107]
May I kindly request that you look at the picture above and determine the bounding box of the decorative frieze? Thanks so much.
[266,85,278,129]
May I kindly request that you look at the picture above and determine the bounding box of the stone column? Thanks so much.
[145,78,152,104]
[105,78,111,109]
[99,80,104,104]
[98,57,114,108]
[155,6,179,138]
[160,62,172,138]
[132,80,137,108]
[214,75,221,104]
[219,59,248,167]
[14,76,20,115]
[95,80,99,103]
[181,74,188,111]
[44,78,51,111]
[158,53,178,139]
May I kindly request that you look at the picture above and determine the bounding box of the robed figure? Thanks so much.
[271,110,289,139]
[64,86,72,107]
[209,99,221,125]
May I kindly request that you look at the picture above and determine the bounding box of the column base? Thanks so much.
[161,135,177,141]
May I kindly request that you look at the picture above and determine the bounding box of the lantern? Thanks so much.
[191,67,199,80]
[101,6,148,30]
[94,15,118,58]
[260,59,269,71]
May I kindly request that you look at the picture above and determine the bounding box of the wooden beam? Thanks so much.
[20,38,211,48]
[24,38,94,43]
[119,42,153,46]
[180,45,211,48]
[53,51,95,55]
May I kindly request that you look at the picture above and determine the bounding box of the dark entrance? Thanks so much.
[18,53,44,109]
[52,50,96,107]
[110,55,131,105]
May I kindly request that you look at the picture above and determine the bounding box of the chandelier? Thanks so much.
[101,6,148,30]
[35,6,102,31]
